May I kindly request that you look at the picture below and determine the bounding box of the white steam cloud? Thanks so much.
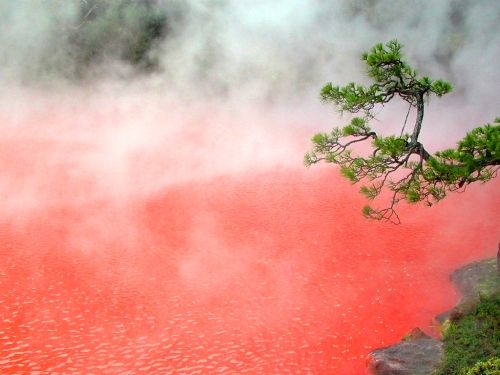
[0,0,498,235]
[0,4,498,372]
[1,1,497,124]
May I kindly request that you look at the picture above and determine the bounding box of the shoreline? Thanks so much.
[367,251,499,375]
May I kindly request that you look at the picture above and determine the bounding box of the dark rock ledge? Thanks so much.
[436,257,499,327]
[367,328,443,375]
[366,250,500,375]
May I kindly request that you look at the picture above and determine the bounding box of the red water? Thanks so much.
[1,99,499,374]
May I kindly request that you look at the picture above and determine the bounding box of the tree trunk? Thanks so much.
[410,92,424,145]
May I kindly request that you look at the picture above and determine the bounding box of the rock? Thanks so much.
[451,258,498,298]
[367,255,499,374]
[435,258,499,326]
[403,327,430,341]
[367,332,443,375]
[497,242,500,274]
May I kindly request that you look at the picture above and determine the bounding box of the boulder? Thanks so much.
[367,329,443,375]
[435,258,499,325]
[367,255,499,374]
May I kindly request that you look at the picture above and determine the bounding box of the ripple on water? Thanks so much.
[0,172,499,374]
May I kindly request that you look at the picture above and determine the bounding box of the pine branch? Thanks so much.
[306,40,497,223]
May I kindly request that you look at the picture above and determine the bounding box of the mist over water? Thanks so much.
[1,1,499,374]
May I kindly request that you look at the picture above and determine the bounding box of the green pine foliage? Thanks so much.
[306,40,499,223]
[320,40,452,117]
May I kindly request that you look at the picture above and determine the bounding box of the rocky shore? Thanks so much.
[366,251,500,375]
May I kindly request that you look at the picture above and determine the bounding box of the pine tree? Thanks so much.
[305,40,499,223]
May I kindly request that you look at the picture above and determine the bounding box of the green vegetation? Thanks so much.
[69,0,179,75]
[463,357,500,375]
[305,40,499,223]
[436,295,500,375]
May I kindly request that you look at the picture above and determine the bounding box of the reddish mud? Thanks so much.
[0,102,499,374]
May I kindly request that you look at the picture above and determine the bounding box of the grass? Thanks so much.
[435,294,500,374]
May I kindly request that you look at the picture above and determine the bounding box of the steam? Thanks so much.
[0,0,498,248]
[0,0,497,263]
[2,2,498,96]
[1,1,497,129]
[0,2,499,372]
